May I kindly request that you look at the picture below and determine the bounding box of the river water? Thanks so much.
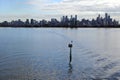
[0,28,120,80]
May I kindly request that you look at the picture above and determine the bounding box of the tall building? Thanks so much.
[25,19,29,25]
[75,15,77,21]
[75,15,77,26]
[105,13,108,25]
[31,19,34,25]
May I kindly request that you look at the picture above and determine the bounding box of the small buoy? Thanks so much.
[68,41,73,63]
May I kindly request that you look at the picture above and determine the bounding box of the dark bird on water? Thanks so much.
[68,41,73,48]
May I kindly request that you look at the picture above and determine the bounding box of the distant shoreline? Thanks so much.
[0,26,120,28]
[0,13,119,28]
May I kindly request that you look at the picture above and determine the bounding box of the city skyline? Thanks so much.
[0,13,119,27]
[0,0,120,22]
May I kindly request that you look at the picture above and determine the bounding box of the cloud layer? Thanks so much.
[1,0,120,22]
[27,0,120,14]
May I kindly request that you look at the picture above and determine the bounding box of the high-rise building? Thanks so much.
[31,19,34,25]
[74,15,77,26]
[75,15,77,21]
[25,19,29,25]
[105,13,108,25]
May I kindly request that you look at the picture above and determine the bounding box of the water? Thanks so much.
[0,28,120,80]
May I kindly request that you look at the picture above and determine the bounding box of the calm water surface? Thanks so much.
[0,28,120,80]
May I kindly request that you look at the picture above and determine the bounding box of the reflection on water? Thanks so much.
[68,63,73,80]
[0,28,120,80]
[68,64,72,74]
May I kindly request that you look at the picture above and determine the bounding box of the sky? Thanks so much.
[0,0,120,22]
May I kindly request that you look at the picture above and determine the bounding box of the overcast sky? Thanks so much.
[0,0,120,21]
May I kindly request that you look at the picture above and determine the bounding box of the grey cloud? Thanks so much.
[43,0,120,13]
[27,0,120,21]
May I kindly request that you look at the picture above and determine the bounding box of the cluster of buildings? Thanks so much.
[0,13,119,27]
